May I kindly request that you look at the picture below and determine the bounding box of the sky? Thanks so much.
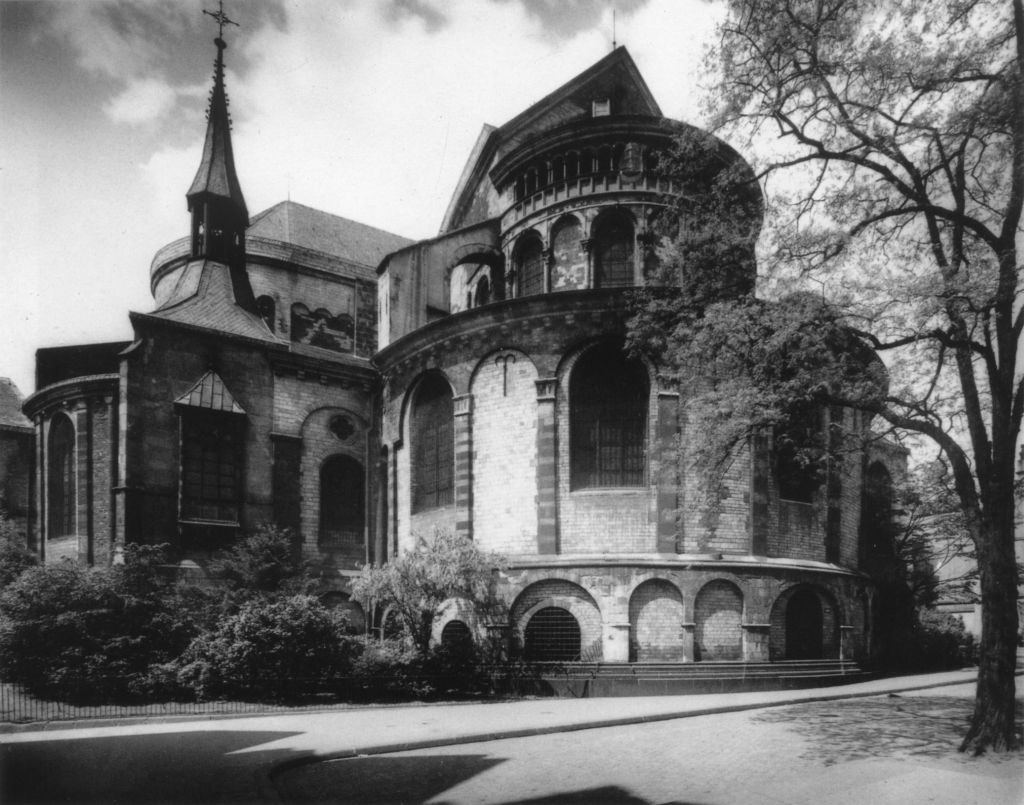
[0,0,724,399]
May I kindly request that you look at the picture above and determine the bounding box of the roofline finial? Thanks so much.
[203,0,239,46]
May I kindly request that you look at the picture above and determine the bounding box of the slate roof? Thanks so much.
[174,370,245,413]
[144,259,282,344]
[248,201,414,269]
[0,378,31,431]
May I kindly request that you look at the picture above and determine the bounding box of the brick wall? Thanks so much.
[470,350,538,555]
[628,578,685,661]
[694,579,743,660]
[0,428,31,536]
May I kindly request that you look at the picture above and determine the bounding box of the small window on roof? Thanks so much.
[592,98,611,117]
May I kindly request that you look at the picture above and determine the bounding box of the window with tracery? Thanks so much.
[411,375,454,512]
[319,454,365,545]
[180,413,241,522]
[570,344,648,488]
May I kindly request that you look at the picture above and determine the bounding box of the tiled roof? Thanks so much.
[248,201,414,268]
[0,378,31,430]
[174,370,245,414]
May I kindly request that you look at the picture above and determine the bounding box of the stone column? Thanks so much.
[680,622,696,662]
[839,625,856,662]
[603,621,632,662]
[750,429,771,555]
[742,623,772,662]
[535,378,559,554]
[453,393,473,539]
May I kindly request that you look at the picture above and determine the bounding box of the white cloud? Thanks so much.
[103,78,181,125]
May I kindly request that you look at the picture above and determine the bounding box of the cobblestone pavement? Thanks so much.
[277,684,1024,805]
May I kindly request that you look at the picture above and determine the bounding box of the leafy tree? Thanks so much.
[351,530,506,657]
[632,0,1021,752]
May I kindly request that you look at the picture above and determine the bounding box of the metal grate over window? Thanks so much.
[524,607,581,662]
[570,344,648,489]
[411,375,454,512]
[180,413,240,522]
[440,620,473,649]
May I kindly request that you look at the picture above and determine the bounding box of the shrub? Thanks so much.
[0,512,36,590]
[0,544,196,702]
[177,595,358,702]
[347,637,491,701]
[884,608,978,672]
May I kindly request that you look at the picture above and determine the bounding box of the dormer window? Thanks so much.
[592,98,611,117]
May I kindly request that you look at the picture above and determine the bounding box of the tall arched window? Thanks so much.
[319,455,365,545]
[570,344,648,488]
[515,234,545,297]
[411,375,454,512]
[593,213,635,288]
[47,414,75,538]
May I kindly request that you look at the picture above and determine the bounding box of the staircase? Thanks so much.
[536,659,875,698]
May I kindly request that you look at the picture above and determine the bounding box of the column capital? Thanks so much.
[535,377,558,401]
[453,393,473,417]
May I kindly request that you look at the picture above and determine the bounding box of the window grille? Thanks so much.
[516,236,545,297]
[411,375,454,512]
[180,414,240,522]
[524,607,581,662]
[570,345,648,488]
[594,214,635,288]
[441,620,472,649]
[319,454,365,546]
[47,414,75,538]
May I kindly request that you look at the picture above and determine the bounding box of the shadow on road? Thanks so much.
[1,728,305,803]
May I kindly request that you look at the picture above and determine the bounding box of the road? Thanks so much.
[275,687,1023,805]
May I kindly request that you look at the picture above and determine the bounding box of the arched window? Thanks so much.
[570,344,648,488]
[524,607,581,662]
[441,620,472,649]
[411,375,454,512]
[256,295,275,332]
[47,414,75,538]
[593,213,635,288]
[515,234,545,297]
[319,454,365,546]
[474,275,491,307]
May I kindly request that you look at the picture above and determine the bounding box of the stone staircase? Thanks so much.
[537,659,874,698]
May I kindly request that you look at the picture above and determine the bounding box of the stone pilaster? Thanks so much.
[453,393,473,539]
[535,377,559,554]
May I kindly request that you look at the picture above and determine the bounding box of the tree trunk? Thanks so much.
[960,513,1020,753]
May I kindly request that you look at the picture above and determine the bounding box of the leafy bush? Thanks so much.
[0,513,37,590]
[176,595,358,702]
[0,545,196,702]
[884,608,978,672]
[347,637,492,701]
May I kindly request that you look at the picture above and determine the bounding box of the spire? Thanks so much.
[187,3,249,270]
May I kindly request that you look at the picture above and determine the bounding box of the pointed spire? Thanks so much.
[187,4,248,265]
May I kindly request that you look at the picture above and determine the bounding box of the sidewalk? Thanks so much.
[0,670,1008,803]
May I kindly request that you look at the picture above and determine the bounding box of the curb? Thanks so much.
[263,672,985,799]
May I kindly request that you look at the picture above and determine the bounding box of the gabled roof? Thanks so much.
[174,370,245,414]
[495,46,661,157]
[248,201,414,268]
[441,47,662,232]
[0,378,31,431]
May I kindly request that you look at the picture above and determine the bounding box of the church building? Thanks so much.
[17,30,905,669]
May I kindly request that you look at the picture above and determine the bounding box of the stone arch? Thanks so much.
[320,592,366,633]
[769,584,841,661]
[441,619,473,649]
[628,578,685,662]
[511,579,602,662]
[694,579,744,661]
[397,370,456,444]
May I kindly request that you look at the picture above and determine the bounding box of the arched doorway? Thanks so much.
[785,589,824,659]
[524,607,581,662]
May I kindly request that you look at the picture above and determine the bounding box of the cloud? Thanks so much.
[103,77,182,125]
[383,0,449,32]
[500,0,652,39]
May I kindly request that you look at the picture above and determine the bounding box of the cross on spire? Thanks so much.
[203,0,238,41]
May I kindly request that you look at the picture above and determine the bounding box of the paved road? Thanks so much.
[1,671,1020,804]
[275,684,1023,805]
